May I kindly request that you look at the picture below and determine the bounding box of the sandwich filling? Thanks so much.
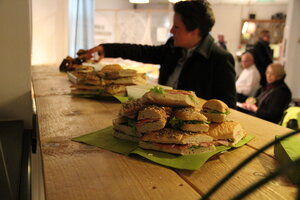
[202,108,230,115]
[169,117,210,129]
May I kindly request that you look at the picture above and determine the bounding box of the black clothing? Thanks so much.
[102,34,236,108]
[254,78,291,123]
[236,93,248,103]
[216,41,227,50]
[250,39,273,87]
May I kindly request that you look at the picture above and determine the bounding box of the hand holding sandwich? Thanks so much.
[84,45,105,62]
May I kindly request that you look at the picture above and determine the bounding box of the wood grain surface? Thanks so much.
[31,64,297,200]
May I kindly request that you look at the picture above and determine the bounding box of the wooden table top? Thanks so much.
[31,64,297,200]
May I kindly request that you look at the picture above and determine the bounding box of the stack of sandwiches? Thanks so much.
[112,87,247,155]
[69,64,146,97]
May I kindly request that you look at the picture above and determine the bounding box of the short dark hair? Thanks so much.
[259,29,270,38]
[174,0,215,37]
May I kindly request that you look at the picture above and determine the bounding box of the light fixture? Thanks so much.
[129,0,149,3]
[242,21,256,35]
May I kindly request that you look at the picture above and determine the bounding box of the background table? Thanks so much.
[31,64,297,200]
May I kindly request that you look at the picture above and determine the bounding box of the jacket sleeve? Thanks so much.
[101,43,167,64]
[212,49,237,108]
[256,87,291,123]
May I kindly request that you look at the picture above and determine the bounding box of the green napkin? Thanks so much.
[131,146,231,170]
[72,126,137,155]
[274,135,300,184]
[112,95,129,103]
[72,126,254,170]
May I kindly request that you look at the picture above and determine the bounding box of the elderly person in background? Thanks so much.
[236,52,261,102]
[241,63,292,123]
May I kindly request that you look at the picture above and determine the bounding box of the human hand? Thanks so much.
[242,102,258,112]
[84,45,105,62]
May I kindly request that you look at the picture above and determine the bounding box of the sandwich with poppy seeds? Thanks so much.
[169,107,210,133]
[142,87,200,108]
[139,128,216,155]
[136,105,171,133]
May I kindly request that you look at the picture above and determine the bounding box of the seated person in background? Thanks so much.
[236,52,261,102]
[240,63,292,124]
[84,0,236,108]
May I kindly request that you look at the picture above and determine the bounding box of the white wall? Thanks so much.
[284,0,300,100]
[0,0,32,128]
[211,3,287,56]
[31,0,69,65]
[95,0,132,9]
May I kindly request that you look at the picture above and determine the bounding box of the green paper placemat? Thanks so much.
[72,126,254,170]
[112,95,129,103]
[72,126,137,155]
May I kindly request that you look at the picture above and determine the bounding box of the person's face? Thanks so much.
[262,33,270,42]
[170,13,201,49]
[266,66,278,84]
[241,54,253,69]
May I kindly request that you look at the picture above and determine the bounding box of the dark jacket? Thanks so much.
[102,34,236,108]
[250,39,273,87]
[254,78,292,123]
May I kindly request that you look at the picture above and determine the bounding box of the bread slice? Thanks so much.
[139,141,216,155]
[136,105,168,133]
[100,64,123,72]
[103,73,146,85]
[112,118,142,137]
[179,124,209,133]
[171,108,209,132]
[119,99,145,119]
[201,99,230,122]
[104,84,126,95]
[99,69,137,79]
[142,89,200,107]
[205,121,246,146]
[203,99,229,112]
[141,128,213,145]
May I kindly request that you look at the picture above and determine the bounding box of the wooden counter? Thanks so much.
[31,64,297,200]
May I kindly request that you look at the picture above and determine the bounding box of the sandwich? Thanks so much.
[139,128,216,155]
[142,87,200,108]
[99,64,123,73]
[205,121,246,146]
[103,73,146,85]
[119,99,146,119]
[104,85,127,96]
[112,116,141,142]
[99,68,137,79]
[68,70,102,85]
[201,99,230,122]
[169,108,210,132]
[70,84,104,95]
[136,105,169,133]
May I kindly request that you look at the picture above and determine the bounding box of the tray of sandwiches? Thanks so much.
[68,64,147,101]
[73,87,254,170]
[113,87,247,155]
